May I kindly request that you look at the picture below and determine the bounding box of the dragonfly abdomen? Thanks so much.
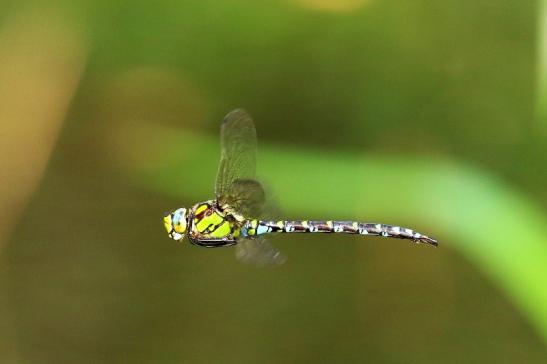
[242,219,437,246]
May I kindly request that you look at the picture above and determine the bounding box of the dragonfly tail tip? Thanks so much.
[423,236,438,247]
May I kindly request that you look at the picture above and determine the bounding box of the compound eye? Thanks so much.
[172,208,187,234]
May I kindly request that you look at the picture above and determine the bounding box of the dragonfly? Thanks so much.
[163,109,438,265]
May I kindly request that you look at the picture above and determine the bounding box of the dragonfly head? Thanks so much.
[164,208,188,241]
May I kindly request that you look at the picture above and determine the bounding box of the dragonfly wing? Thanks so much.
[215,109,257,198]
[214,110,285,265]
[235,237,287,266]
[219,178,266,218]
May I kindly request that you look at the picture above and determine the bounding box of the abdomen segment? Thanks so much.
[242,219,437,246]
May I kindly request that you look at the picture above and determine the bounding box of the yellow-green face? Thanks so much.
[164,208,187,241]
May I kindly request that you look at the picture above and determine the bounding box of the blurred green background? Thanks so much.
[1,0,546,363]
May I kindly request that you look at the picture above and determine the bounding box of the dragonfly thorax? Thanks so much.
[186,201,240,246]
[164,207,188,241]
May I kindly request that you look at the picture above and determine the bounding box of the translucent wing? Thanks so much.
[235,236,287,266]
[214,109,285,265]
[234,187,287,266]
[219,178,266,218]
[215,109,257,198]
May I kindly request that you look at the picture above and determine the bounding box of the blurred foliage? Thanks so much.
[1,1,547,363]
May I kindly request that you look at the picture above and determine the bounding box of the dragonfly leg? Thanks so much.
[188,236,236,248]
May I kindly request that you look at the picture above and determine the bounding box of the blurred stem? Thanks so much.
[115,124,547,344]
